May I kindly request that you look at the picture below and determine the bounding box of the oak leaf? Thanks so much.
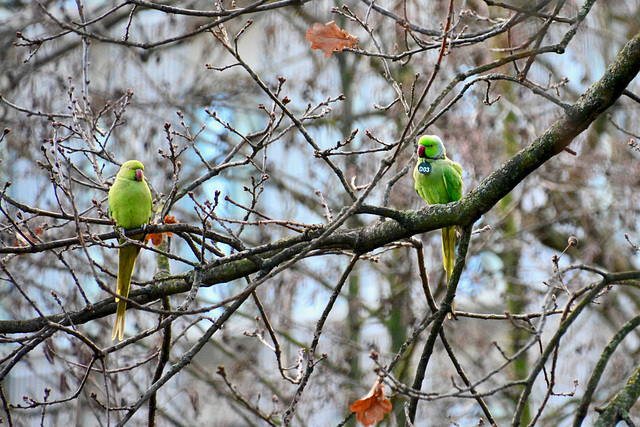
[349,377,392,426]
[306,21,358,58]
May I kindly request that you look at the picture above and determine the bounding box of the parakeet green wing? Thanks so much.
[442,162,463,202]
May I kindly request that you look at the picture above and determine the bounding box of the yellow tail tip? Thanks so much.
[112,320,124,341]
[112,309,126,341]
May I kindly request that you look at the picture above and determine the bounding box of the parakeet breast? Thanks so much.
[108,178,153,230]
[413,157,463,206]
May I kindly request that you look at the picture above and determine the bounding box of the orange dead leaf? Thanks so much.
[163,215,178,237]
[350,378,392,426]
[306,21,358,58]
[145,232,164,246]
[144,216,179,246]
[143,221,164,246]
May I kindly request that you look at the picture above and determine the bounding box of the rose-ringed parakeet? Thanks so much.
[108,160,153,340]
[413,135,463,308]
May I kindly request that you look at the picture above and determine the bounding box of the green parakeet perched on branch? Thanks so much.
[108,160,153,340]
[413,135,463,304]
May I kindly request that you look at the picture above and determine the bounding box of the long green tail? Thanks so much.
[442,226,456,314]
[112,243,141,341]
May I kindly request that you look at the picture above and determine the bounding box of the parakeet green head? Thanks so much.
[117,160,146,181]
[417,135,446,160]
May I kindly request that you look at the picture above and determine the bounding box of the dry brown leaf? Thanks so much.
[306,21,358,58]
[349,377,392,426]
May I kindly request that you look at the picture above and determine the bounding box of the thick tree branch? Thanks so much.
[594,363,640,427]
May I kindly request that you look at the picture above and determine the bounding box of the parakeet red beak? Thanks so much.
[418,144,426,158]
[135,169,143,181]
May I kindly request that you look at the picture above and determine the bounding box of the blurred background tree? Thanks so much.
[1,0,640,426]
